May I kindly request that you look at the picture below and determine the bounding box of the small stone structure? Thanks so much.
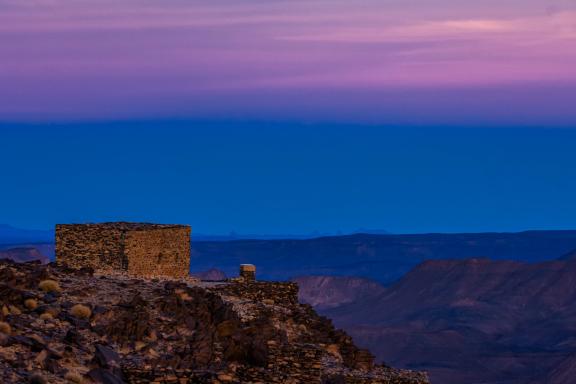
[239,263,256,281]
[55,222,190,278]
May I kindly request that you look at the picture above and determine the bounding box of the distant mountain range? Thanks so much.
[188,229,389,241]
[190,231,576,283]
[0,224,388,244]
[297,257,576,384]
[0,224,54,245]
[0,247,49,264]
[5,228,576,284]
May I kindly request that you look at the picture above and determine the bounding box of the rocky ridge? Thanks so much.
[0,260,428,384]
[294,276,386,310]
[0,247,50,264]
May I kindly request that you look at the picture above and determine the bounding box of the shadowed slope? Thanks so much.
[320,258,576,384]
[294,275,386,310]
[0,247,49,264]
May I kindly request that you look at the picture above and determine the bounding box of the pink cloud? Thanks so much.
[0,0,575,119]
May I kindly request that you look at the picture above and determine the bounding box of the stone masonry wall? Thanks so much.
[125,227,191,278]
[55,222,191,278]
[210,280,300,307]
[55,224,125,272]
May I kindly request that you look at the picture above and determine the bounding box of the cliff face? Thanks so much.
[0,260,428,384]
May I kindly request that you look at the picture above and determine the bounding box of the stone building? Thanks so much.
[55,222,191,278]
[239,264,256,281]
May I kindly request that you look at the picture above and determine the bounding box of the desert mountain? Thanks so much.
[0,224,53,245]
[294,276,386,310]
[190,268,227,281]
[0,247,49,264]
[314,258,576,384]
[190,231,576,283]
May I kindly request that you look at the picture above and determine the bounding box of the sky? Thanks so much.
[1,1,576,234]
[2,124,576,234]
[0,0,575,123]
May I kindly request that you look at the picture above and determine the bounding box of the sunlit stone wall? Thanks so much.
[55,222,190,278]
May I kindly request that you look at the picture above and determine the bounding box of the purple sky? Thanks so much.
[1,0,576,123]
[2,2,576,234]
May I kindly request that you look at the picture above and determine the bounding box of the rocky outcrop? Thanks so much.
[191,268,227,281]
[294,276,386,310]
[0,247,49,264]
[0,260,428,384]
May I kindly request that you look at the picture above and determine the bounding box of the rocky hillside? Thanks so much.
[0,260,428,384]
[294,276,386,310]
[190,268,228,281]
[318,258,576,384]
[0,247,49,264]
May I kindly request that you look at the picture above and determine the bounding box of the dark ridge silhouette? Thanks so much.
[0,247,49,264]
[191,231,576,283]
[294,275,386,310]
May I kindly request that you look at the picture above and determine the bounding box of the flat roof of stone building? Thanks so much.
[56,222,190,231]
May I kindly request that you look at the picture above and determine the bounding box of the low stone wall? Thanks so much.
[324,369,431,384]
[236,342,324,383]
[56,224,125,271]
[122,365,217,383]
[210,280,300,307]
